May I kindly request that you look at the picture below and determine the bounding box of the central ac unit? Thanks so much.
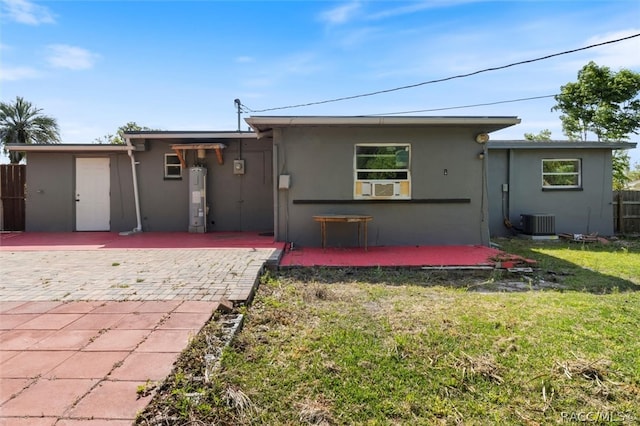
[521,214,555,235]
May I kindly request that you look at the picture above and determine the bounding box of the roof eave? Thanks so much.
[123,131,257,140]
[245,115,521,133]
[5,144,133,153]
[488,140,637,150]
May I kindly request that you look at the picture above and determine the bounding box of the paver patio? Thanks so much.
[0,233,283,425]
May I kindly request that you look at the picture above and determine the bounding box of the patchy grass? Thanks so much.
[495,237,640,292]
[137,265,640,425]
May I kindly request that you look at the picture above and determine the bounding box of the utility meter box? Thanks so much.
[233,159,245,175]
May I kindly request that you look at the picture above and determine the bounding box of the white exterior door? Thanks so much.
[75,158,110,231]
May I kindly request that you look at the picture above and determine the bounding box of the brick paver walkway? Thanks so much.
[1,248,277,303]
[0,245,280,425]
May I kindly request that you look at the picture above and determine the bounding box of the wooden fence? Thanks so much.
[0,164,26,231]
[614,190,640,234]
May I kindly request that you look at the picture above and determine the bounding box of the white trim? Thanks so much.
[164,153,182,179]
[542,158,582,189]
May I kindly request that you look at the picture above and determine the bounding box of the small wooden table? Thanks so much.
[313,214,373,251]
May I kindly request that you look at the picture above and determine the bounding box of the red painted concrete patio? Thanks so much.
[280,245,515,268]
[0,232,533,269]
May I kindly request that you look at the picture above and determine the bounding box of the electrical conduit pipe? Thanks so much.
[123,136,142,234]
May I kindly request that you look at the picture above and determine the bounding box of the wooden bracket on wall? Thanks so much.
[174,149,186,168]
[170,143,227,167]
[214,147,223,165]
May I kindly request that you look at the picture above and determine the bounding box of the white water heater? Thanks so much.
[188,167,207,233]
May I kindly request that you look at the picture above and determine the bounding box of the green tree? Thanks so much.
[524,129,552,141]
[0,96,61,163]
[552,61,640,141]
[552,62,640,189]
[94,121,155,145]
[612,151,631,191]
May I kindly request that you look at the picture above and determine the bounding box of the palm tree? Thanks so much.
[0,96,61,163]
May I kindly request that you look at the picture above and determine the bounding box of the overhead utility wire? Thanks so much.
[242,32,640,113]
[371,94,557,116]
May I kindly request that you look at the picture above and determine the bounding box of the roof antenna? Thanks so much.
[234,99,242,132]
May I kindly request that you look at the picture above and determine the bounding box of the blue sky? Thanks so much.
[1,0,639,165]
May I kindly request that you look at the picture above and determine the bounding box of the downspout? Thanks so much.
[122,136,142,234]
[273,143,279,242]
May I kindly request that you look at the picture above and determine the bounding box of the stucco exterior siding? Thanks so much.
[134,138,273,232]
[110,154,136,231]
[487,150,510,237]
[134,141,189,232]
[489,148,615,236]
[273,126,488,247]
[14,116,633,243]
[25,153,76,231]
[24,153,134,232]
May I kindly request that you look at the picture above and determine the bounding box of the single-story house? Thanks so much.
[6,116,636,246]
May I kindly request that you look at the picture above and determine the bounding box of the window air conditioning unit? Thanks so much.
[361,181,400,197]
[520,214,555,235]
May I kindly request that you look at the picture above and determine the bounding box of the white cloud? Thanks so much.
[1,0,55,25]
[281,52,323,75]
[583,29,640,69]
[235,56,254,63]
[556,29,640,74]
[319,1,361,25]
[46,44,100,70]
[242,77,274,88]
[366,0,480,21]
[0,66,40,81]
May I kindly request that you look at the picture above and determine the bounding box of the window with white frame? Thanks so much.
[542,159,581,189]
[354,144,411,199]
[164,153,182,179]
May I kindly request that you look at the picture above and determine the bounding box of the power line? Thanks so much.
[242,32,639,113]
[369,94,557,116]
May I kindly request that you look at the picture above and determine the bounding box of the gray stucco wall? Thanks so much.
[24,152,134,232]
[22,139,273,233]
[488,148,615,237]
[134,138,273,232]
[487,150,509,237]
[25,153,75,231]
[273,126,489,247]
[110,154,136,231]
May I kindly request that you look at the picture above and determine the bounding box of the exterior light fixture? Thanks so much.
[475,133,490,144]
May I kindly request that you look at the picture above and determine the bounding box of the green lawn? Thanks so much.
[496,237,640,292]
[136,239,640,425]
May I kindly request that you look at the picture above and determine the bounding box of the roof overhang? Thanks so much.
[123,131,257,140]
[5,144,133,153]
[488,140,637,150]
[245,115,521,135]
